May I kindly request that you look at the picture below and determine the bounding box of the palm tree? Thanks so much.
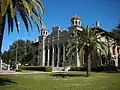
[0,0,44,55]
[66,26,107,77]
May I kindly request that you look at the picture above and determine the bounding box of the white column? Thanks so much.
[115,46,118,66]
[57,32,60,67]
[77,48,80,67]
[47,47,50,66]
[63,45,65,67]
[47,38,50,66]
[52,37,55,67]
[57,46,60,67]
[38,42,40,66]
[52,45,54,67]
[76,31,80,67]
[0,59,2,71]
[8,64,10,71]
[42,37,45,66]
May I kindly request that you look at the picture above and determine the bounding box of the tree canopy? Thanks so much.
[2,39,33,65]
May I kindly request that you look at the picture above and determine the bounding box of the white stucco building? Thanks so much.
[31,16,120,68]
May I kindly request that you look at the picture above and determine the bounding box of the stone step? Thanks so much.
[52,66,71,72]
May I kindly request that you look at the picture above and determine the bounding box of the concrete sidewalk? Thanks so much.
[0,70,51,75]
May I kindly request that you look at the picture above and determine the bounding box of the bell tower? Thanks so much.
[39,24,49,66]
[41,24,49,37]
[71,16,81,26]
[68,15,83,33]
[68,15,83,67]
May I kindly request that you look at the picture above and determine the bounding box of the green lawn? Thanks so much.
[0,72,120,90]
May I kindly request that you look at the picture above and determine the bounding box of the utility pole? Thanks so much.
[16,37,18,70]
[24,40,27,65]
[16,22,20,70]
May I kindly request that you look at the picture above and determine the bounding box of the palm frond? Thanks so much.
[31,13,40,32]
[14,14,19,33]
[10,18,13,32]
[19,12,29,32]
[23,0,31,15]
[1,0,44,33]
[1,0,9,16]
[36,0,44,14]
[7,12,11,34]
[78,42,86,60]
[9,0,15,18]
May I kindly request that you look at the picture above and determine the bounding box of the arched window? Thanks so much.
[117,47,119,54]
[102,54,105,64]
[75,20,77,25]
[112,46,116,55]
[118,55,120,67]
[43,31,45,34]
[71,33,74,37]
[36,50,38,55]
[79,21,80,26]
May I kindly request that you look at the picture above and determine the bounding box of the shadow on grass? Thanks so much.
[105,71,120,73]
[50,73,86,78]
[0,78,17,86]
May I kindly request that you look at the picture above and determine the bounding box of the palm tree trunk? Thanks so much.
[86,47,91,77]
[0,3,6,70]
[107,37,111,65]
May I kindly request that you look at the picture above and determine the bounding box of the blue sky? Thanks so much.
[2,0,120,52]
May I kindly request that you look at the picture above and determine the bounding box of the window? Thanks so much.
[75,20,77,25]
[117,47,119,54]
[36,50,38,55]
[46,32,47,35]
[39,49,42,52]
[102,55,105,64]
[112,47,115,55]
[43,31,45,34]
[71,33,74,37]
[79,21,80,26]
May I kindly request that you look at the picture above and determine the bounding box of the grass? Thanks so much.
[0,72,120,90]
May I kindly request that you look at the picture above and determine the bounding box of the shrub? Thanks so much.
[16,69,22,72]
[68,66,81,71]
[97,65,118,72]
[69,64,119,72]
[19,66,52,72]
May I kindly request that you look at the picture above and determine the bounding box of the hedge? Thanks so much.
[68,66,81,71]
[19,66,52,72]
[97,65,118,72]
[69,65,118,72]
[16,69,22,72]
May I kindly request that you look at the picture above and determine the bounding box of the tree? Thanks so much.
[1,50,10,64]
[0,0,44,57]
[66,26,107,77]
[2,39,33,66]
[109,22,120,45]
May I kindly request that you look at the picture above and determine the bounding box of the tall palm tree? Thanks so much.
[0,0,44,55]
[66,26,107,77]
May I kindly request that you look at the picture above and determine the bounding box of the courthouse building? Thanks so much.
[31,16,120,68]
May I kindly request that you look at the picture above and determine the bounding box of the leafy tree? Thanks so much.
[109,22,120,45]
[0,0,44,60]
[1,51,10,64]
[2,39,33,66]
[66,26,107,77]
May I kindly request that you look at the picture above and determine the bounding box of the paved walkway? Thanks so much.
[0,70,51,75]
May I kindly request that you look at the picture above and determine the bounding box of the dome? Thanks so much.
[71,16,81,26]
[71,16,80,21]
